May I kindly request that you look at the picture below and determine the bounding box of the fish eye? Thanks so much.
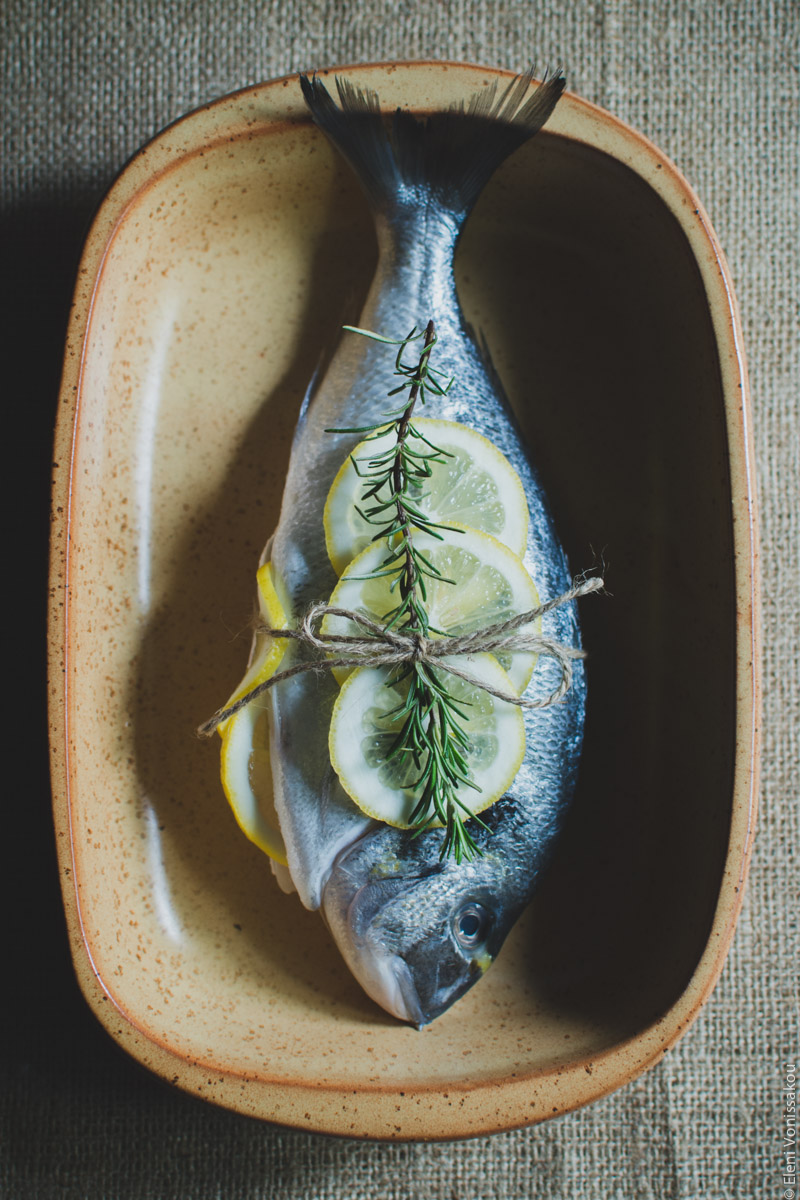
[453,902,490,949]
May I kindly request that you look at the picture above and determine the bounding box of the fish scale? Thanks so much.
[262,70,583,1024]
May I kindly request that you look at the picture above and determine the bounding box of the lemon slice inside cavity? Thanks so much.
[323,417,529,574]
[322,524,541,694]
[217,561,289,863]
[218,561,288,729]
[220,701,287,863]
[329,654,526,828]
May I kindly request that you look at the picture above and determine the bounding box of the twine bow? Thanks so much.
[198,575,603,738]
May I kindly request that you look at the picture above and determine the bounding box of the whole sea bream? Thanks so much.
[260,70,584,1025]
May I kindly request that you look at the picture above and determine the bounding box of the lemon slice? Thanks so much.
[220,701,287,864]
[323,418,529,574]
[218,562,288,730]
[217,562,289,863]
[329,654,525,828]
[322,524,540,693]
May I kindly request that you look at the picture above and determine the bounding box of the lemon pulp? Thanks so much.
[323,418,529,574]
[329,653,526,828]
[322,524,540,693]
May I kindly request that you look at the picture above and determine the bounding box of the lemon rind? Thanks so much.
[220,702,288,865]
[216,562,288,733]
[217,561,289,864]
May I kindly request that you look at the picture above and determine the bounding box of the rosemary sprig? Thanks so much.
[330,321,489,863]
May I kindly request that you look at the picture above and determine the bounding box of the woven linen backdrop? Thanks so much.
[3,1,797,1197]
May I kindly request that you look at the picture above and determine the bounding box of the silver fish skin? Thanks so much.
[266,71,582,1023]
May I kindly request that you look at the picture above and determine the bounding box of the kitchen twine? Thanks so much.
[197,576,603,738]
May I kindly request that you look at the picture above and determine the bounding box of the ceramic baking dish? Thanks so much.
[48,61,759,1138]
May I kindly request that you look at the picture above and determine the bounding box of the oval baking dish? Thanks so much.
[48,60,759,1139]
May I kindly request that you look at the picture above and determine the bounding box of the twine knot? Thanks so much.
[198,575,603,738]
[411,632,429,662]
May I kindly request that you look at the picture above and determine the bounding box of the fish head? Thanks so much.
[321,820,527,1026]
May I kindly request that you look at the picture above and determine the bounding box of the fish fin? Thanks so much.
[293,285,364,442]
[466,318,528,436]
[270,858,297,895]
[472,322,508,402]
[299,68,565,218]
[258,532,274,567]
[292,362,321,439]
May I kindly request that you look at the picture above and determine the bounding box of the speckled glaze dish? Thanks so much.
[48,61,760,1139]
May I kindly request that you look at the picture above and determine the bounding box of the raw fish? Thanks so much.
[262,70,583,1024]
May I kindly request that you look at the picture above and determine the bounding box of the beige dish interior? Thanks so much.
[49,62,758,1138]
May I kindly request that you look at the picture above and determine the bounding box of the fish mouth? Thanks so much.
[321,845,490,1026]
[322,907,487,1027]
[399,951,488,1027]
[326,940,475,1028]
[389,958,426,1027]
[387,953,490,1028]
[322,930,426,1025]
[390,958,481,1029]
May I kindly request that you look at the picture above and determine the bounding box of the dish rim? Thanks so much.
[47,58,761,1139]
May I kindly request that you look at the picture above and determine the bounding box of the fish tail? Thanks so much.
[299,68,565,221]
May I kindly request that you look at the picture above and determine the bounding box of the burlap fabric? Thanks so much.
[3,1,797,1196]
